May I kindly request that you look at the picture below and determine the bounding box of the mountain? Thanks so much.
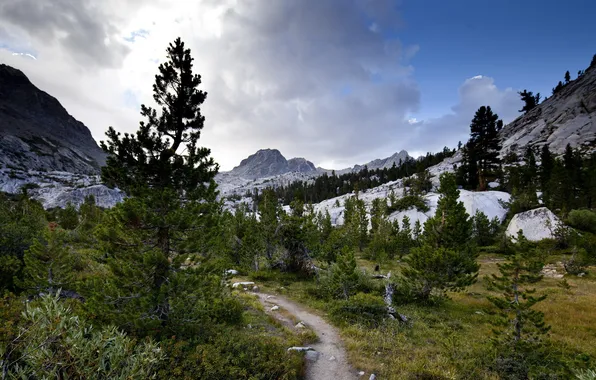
[227,149,317,179]
[500,62,596,156]
[347,150,410,173]
[0,64,106,174]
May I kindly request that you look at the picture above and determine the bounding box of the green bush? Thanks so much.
[567,209,596,233]
[157,330,303,379]
[1,292,163,379]
[330,292,387,327]
[388,194,430,214]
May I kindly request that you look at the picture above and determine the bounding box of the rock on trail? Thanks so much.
[256,293,358,380]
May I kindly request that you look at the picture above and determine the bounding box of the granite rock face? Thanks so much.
[0,64,106,175]
[500,63,596,156]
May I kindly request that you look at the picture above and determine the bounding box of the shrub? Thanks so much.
[567,209,596,233]
[157,330,303,379]
[1,292,163,379]
[387,194,430,214]
[330,292,387,327]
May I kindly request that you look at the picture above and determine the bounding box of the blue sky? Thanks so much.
[398,0,596,119]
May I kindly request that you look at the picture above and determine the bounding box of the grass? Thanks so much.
[243,252,596,379]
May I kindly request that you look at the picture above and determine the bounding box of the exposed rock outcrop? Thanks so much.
[500,63,596,156]
[0,64,106,174]
[505,207,562,241]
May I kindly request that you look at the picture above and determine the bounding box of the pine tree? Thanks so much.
[423,173,473,249]
[467,106,503,190]
[0,193,47,292]
[20,226,77,296]
[564,70,571,83]
[552,81,564,95]
[518,90,539,114]
[259,188,281,265]
[487,232,550,371]
[472,210,492,246]
[95,38,223,334]
[79,195,103,231]
[370,198,387,233]
[402,244,479,301]
[457,142,479,189]
[57,203,79,230]
[402,173,479,301]
[539,145,554,195]
[330,249,360,299]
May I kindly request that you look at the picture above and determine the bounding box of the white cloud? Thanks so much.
[0,0,522,172]
[405,75,522,153]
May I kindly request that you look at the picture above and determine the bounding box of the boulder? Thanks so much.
[287,346,314,352]
[506,207,562,241]
[232,281,255,289]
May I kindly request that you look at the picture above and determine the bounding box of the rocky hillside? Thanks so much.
[227,149,317,179]
[0,64,106,174]
[500,63,596,156]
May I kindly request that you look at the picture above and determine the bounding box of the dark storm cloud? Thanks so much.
[0,0,129,68]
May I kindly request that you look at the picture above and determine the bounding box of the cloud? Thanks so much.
[0,0,424,170]
[406,75,522,153]
[0,0,522,172]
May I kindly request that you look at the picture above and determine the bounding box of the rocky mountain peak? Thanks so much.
[0,64,106,174]
[228,149,317,179]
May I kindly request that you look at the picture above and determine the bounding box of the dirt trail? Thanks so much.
[256,293,358,380]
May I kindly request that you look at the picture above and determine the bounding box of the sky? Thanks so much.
[1,0,595,171]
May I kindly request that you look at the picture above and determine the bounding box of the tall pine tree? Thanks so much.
[95,38,224,335]
[466,106,503,190]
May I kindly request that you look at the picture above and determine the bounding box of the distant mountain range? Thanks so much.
[0,64,106,174]
[224,148,411,180]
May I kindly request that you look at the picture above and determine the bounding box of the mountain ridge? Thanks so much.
[0,64,106,174]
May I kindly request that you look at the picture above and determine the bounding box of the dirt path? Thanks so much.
[256,293,358,380]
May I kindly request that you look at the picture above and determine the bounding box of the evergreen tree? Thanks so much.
[591,54,596,68]
[552,81,564,95]
[564,70,571,83]
[521,146,537,188]
[260,188,282,265]
[472,210,492,247]
[57,203,79,230]
[518,90,540,114]
[487,233,550,374]
[79,195,103,231]
[370,197,387,233]
[329,249,360,299]
[395,216,414,259]
[423,173,473,249]
[94,38,224,335]
[539,144,554,197]
[402,244,479,301]
[20,226,78,297]
[280,199,311,272]
[457,142,479,189]
[0,193,47,292]
[402,173,478,301]
[467,106,503,190]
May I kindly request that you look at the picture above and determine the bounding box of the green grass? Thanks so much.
[244,251,596,379]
